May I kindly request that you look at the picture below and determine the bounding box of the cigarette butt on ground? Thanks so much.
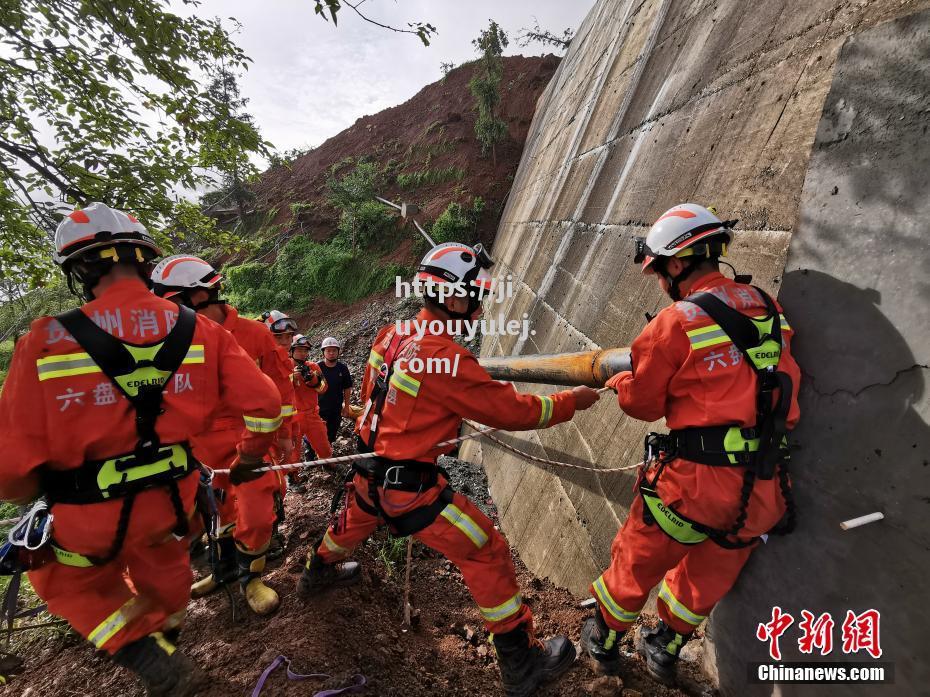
[840,512,884,530]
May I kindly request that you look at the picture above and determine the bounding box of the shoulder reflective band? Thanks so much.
[367,347,384,370]
[97,443,192,498]
[640,486,708,545]
[389,367,421,398]
[280,404,296,418]
[37,345,204,383]
[685,314,789,351]
[537,395,554,427]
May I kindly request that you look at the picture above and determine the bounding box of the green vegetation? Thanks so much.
[0,0,266,286]
[396,166,465,190]
[470,21,510,164]
[224,160,410,313]
[431,197,485,245]
[374,533,410,578]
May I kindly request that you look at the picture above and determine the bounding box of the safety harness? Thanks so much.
[42,306,199,565]
[330,329,454,538]
[639,286,796,549]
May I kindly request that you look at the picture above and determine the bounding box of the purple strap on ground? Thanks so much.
[251,654,367,697]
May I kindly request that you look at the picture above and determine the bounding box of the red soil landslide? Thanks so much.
[253,55,561,249]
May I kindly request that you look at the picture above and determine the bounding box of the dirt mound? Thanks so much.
[253,55,561,249]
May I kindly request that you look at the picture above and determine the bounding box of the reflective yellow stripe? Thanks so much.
[537,395,554,427]
[52,544,94,568]
[367,348,384,370]
[479,593,522,622]
[36,345,205,381]
[439,503,488,548]
[243,414,283,433]
[88,598,137,649]
[592,576,640,623]
[322,530,350,555]
[280,404,296,418]
[685,324,729,350]
[389,367,420,398]
[658,580,706,627]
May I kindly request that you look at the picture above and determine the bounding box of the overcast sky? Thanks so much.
[192,0,594,163]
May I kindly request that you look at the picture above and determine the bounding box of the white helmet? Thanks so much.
[53,202,160,267]
[150,255,222,299]
[321,336,342,350]
[291,334,312,351]
[634,204,735,273]
[416,242,494,318]
[264,310,297,334]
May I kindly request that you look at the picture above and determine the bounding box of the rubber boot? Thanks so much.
[191,535,236,598]
[635,621,692,685]
[237,549,280,616]
[296,550,360,596]
[492,623,576,697]
[580,607,622,675]
[112,633,207,697]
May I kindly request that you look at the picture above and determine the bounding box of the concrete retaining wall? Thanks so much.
[464,1,930,693]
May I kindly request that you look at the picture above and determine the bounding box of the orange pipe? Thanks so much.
[479,347,632,387]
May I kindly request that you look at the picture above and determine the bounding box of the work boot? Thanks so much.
[580,607,622,675]
[635,621,692,685]
[296,550,360,596]
[190,535,236,598]
[492,623,576,697]
[112,633,207,697]
[237,549,280,616]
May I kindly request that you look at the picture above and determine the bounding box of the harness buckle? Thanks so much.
[383,465,403,488]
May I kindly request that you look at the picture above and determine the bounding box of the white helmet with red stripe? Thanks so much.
[53,202,160,267]
[150,255,223,299]
[264,310,297,334]
[634,204,735,273]
[416,242,494,318]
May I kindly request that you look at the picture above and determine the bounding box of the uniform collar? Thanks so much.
[412,307,454,339]
[222,305,239,329]
[94,276,149,299]
[681,270,728,297]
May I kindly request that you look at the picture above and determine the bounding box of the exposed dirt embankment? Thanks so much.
[253,55,560,249]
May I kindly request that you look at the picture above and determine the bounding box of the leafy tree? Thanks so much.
[312,0,437,46]
[469,21,509,164]
[201,62,265,223]
[431,197,485,245]
[327,160,394,253]
[0,0,264,286]
[516,19,574,51]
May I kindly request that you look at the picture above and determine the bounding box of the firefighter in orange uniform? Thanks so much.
[0,204,281,695]
[150,257,295,616]
[580,204,801,685]
[295,242,601,697]
[287,334,333,489]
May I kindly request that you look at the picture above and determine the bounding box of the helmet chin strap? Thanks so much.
[659,259,701,301]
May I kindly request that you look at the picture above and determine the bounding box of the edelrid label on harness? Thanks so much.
[747,338,781,370]
[641,488,708,545]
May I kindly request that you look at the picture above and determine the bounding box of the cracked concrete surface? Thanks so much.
[462,1,930,694]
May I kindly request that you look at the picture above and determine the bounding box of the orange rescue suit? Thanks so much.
[289,360,333,464]
[0,278,280,654]
[191,305,294,553]
[593,272,801,635]
[316,308,577,635]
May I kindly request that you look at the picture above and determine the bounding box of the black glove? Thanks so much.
[229,454,266,485]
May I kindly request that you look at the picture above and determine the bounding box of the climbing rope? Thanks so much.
[213,387,641,476]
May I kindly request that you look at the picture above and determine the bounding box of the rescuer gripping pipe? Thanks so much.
[479,347,632,387]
